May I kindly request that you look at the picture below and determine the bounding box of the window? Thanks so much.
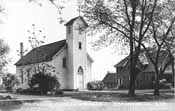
[68,26,71,34]
[63,58,66,68]
[21,70,23,84]
[78,42,82,50]
[27,70,30,84]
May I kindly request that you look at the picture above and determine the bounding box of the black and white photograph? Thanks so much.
[0,0,174,111]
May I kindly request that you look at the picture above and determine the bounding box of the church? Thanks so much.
[15,16,94,90]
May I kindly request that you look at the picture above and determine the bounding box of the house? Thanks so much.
[114,50,174,89]
[102,72,117,89]
[15,16,94,90]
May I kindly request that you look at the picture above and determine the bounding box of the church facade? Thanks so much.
[15,17,93,90]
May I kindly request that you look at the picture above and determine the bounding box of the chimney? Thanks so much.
[20,42,24,58]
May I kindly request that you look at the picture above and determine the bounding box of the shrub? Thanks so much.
[29,72,60,94]
[2,73,19,91]
[16,87,41,95]
[87,81,104,90]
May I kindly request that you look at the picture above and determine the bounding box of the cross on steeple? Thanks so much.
[77,0,83,16]
[78,5,81,16]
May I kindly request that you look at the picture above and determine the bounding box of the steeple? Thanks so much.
[77,0,84,16]
[65,16,88,89]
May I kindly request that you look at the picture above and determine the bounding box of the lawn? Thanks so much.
[64,89,175,102]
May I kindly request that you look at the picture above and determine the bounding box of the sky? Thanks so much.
[0,0,127,80]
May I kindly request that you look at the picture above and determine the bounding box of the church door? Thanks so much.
[77,66,84,90]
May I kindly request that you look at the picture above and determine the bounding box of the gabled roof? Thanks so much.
[114,50,171,73]
[64,16,88,27]
[15,40,66,66]
[103,72,117,83]
[114,56,129,68]
[143,50,169,72]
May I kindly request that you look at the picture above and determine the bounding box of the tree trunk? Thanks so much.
[154,70,160,96]
[127,0,138,96]
[128,53,136,96]
[128,68,136,96]
[172,61,175,87]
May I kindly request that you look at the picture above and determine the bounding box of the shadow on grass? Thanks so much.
[67,93,174,102]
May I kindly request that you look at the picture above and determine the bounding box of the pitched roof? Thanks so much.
[143,50,169,72]
[64,16,88,27]
[114,50,171,73]
[114,56,129,68]
[103,72,117,83]
[15,40,66,66]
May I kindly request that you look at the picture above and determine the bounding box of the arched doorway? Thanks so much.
[77,66,84,90]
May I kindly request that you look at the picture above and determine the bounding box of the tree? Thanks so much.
[2,73,19,91]
[28,24,57,73]
[81,0,158,96]
[0,39,9,73]
[29,72,60,94]
[26,24,60,94]
[133,0,175,96]
[27,24,58,79]
[28,0,66,23]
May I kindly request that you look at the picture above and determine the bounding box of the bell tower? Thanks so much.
[65,16,88,89]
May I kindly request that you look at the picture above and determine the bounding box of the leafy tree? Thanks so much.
[0,39,9,73]
[135,0,175,96]
[2,73,20,91]
[29,72,60,94]
[27,24,57,73]
[24,24,59,88]
[81,0,158,96]
[27,24,60,94]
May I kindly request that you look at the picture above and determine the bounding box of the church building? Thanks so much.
[15,16,93,90]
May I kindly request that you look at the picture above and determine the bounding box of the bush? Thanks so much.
[87,81,104,90]
[2,73,19,92]
[16,87,41,95]
[29,72,60,94]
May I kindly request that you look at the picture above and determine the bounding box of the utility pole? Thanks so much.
[20,42,24,84]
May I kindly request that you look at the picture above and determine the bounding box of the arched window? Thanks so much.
[78,66,83,75]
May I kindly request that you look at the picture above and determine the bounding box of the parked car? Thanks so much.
[87,81,104,90]
[153,79,172,89]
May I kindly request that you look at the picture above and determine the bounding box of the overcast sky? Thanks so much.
[0,0,127,80]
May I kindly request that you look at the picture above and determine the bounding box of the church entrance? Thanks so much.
[77,66,84,90]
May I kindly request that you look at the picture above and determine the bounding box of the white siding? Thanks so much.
[16,61,53,88]
[16,17,93,90]
[52,48,68,89]
[84,56,92,88]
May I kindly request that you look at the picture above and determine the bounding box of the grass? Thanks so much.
[65,92,174,102]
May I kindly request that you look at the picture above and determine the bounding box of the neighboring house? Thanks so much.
[114,50,174,89]
[102,72,117,89]
[15,16,94,90]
